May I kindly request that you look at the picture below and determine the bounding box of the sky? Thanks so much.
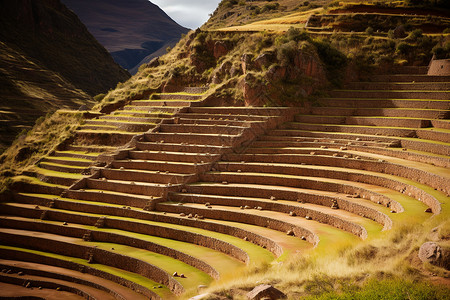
[150,0,221,29]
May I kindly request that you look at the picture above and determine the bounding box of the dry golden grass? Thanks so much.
[0,110,84,192]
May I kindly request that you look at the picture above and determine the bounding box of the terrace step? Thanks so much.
[185,182,398,217]
[86,178,179,197]
[176,117,256,127]
[11,177,67,196]
[83,120,156,132]
[0,247,160,299]
[41,156,93,167]
[129,150,221,163]
[284,123,417,137]
[298,107,449,119]
[38,162,88,174]
[176,113,270,122]
[99,168,194,184]
[214,161,442,213]
[131,100,194,107]
[0,229,184,295]
[294,115,432,128]
[170,192,388,232]
[1,201,279,262]
[73,131,138,146]
[99,115,163,123]
[188,107,294,116]
[159,124,245,135]
[64,189,155,208]
[157,202,326,243]
[316,98,450,109]
[0,272,114,299]
[0,259,148,300]
[346,81,450,91]
[371,75,450,82]
[135,141,231,154]
[416,128,450,143]
[155,93,203,100]
[0,217,220,283]
[143,132,238,146]
[200,172,399,212]
[330,90,450,100]
[110,110,173,118]
[27,171,80,187]
[432,119,450,130]
[177,87,208,94]
[63,144,117,153]
[111,160,211,174]
[122,105,181,114]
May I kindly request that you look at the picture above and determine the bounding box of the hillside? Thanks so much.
[0,1,449,299]
[62,0,190,73]
[0,0,130,152]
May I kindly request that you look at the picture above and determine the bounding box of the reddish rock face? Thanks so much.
[214,41,229,59]
[242,49,327,106]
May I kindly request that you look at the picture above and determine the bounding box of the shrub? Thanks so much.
[365,27,374,35]
[94,93,106,102]
[406,29,423,41]
[286,27,311,42]
[396,42,412,55]
[277,40,297,66]
[262,3,280,12]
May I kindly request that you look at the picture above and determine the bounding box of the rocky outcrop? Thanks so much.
[242,43,327,106]
[418,242,450,270]
[247,284,286,300]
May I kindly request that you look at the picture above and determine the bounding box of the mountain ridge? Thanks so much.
[62,0,190,73]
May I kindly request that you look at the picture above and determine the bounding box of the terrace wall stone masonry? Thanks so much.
[0,262,126,300]
[215,160,442,213]
[172,192,392,231]
[157,204,321,245]
[0,217,220,280]
[1,203,250,264]
[185,184,402,225]
[0,248,159,299]
[0,231,185,295]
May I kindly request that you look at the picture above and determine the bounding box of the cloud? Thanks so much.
[151,0,221,29]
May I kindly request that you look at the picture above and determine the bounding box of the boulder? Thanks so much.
[418,242,450,270]
[247,284,286,300]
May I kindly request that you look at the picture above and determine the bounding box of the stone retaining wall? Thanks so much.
[0,262,125,300]
[0,232,184,295]
[1,203,249,265]
[172,193,391,232]
[0,248,159,299]
[201,173,397,212]
[186,184,399,227]
[0,274,92,299]
[0,218,220,280]
[157,203,320,246]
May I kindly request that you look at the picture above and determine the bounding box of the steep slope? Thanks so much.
[0,0,130,152]
[0,1,449,299]
[62,0,190,73]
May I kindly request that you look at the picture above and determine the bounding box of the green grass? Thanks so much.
[7,196,275,268]
[302,278,450,300]
[32,166,85,179]
[79,241,212,292]
[11,175,67,188]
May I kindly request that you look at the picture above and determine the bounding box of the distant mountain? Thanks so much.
[62,0,190,73]
[0,0,130,152]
